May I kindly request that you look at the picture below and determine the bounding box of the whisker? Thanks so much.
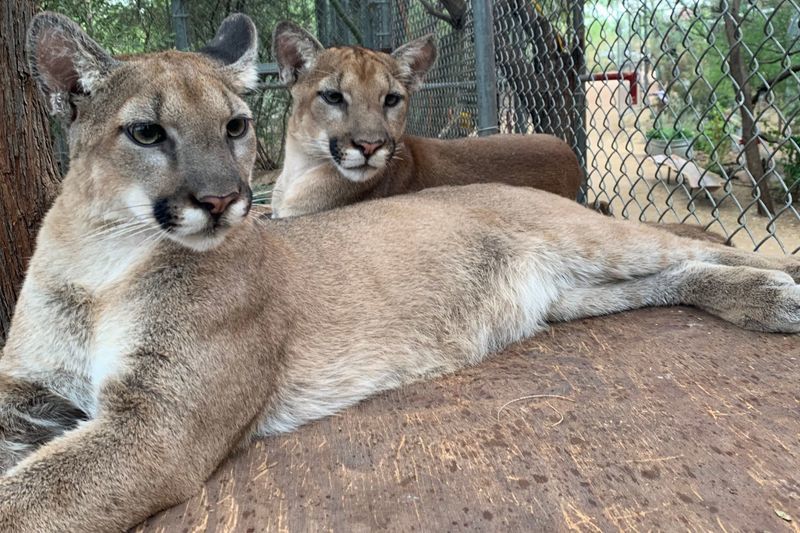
[115,225,159,242]
[83,221,145,242]
[88,221,156,244]
[102,204,155,214]
[139,228,169,249]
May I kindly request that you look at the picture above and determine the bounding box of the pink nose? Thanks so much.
[196,192,239,215]
[353,139,385,157]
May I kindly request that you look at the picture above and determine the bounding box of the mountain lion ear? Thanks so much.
[27,11,118,118]
[272,21,323,86]
[200,13,259,93]
[391,34,437,92]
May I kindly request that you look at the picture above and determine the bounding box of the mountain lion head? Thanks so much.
[272,22,437,183]
[28,13,260,251]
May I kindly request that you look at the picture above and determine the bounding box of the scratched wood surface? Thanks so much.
[135,307,800,532]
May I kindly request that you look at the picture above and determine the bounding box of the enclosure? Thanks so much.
[45,0,800,255]
[3,1,799,530]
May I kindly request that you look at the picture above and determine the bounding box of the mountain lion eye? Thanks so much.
[226,117,249,138]
[384,93,402,107]
[319,90,344,105]
[126,123,167,146]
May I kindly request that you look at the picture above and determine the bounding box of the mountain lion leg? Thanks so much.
[698,245,800,282]
[0,364,243,533]
[549,261,800,332]
[0,415,189,533]
[595,219,800,282]
[0,375,87,473]
[439,184,796,283]
[544,202,800,283]
[647,222,728,245]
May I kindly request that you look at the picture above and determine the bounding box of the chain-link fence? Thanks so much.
[45,0,800,255]
[385,0,800,256]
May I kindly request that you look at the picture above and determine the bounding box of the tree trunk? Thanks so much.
[0,0,62,345]
[722,0,775,217]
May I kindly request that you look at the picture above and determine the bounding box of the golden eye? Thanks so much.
[384,93,402,107]
[126,123,167,146]
[226,117,249,138]
[318,90,344,105]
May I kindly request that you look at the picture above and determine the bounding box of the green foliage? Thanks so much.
[645,127,694,141]
[40,0,173,54]
[584,0,797,153]
[780,136,800,193]
[693,104,732,158]
[40,0,317,60]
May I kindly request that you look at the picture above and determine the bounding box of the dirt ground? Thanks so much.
[584,81,800,257]
[136,306,800,532]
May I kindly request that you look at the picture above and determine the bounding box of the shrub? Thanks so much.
[780,135,800,196]
[645,127,695,141]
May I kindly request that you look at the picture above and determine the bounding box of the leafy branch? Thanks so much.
[752,64,800,103]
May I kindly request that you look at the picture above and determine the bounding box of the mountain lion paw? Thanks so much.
[732,271,800,333]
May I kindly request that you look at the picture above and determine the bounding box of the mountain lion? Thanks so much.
[268,22,728,247]
[269,21,582,218]
[1,12,797,533]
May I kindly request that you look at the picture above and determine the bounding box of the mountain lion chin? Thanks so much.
[337,164,382,183]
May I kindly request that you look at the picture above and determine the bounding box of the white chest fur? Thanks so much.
[89,308,134,393]
[2,229,155,413]
[0,281,135,416]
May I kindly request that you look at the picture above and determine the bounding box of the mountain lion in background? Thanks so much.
[1,12,797,533]
[269,22,728,246]
[268,21,584,218]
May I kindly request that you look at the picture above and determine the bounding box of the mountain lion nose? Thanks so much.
[195,192,239,215]
[353,139,385,157]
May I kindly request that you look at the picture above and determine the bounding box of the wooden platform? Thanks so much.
[135,307,800,532]
[650,154,723,192]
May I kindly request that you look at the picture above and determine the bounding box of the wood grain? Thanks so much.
[0,0,61,344]
[136,307,800,532]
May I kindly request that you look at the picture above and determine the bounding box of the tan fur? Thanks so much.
[1,14,798,532]
[593,201,730,245]
[269,23,581,218]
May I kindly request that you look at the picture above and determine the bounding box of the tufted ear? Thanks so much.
[27,12,119,118]
[272,21,323,86]
[391,34,437,92]
[200,13,259,93]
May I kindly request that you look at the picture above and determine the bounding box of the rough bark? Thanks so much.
[0,0,62,345]
[722,0,775,217]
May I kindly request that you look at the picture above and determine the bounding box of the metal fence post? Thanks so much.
[471,0,498,136]
[369,0,392,51]
[571,0,588,203]
[171,0,189,51]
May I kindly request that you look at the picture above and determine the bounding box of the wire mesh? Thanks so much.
[402,0,800,255]
[577,0,800,255]
[392,1,478,138]
[42,0,800,255]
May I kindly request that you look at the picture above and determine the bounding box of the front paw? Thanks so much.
[728,271,800,333]
[782,258,800,284]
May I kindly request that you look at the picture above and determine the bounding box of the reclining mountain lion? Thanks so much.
[1,12,797,532]
[268,21,583,218]
[269,22,728,246]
